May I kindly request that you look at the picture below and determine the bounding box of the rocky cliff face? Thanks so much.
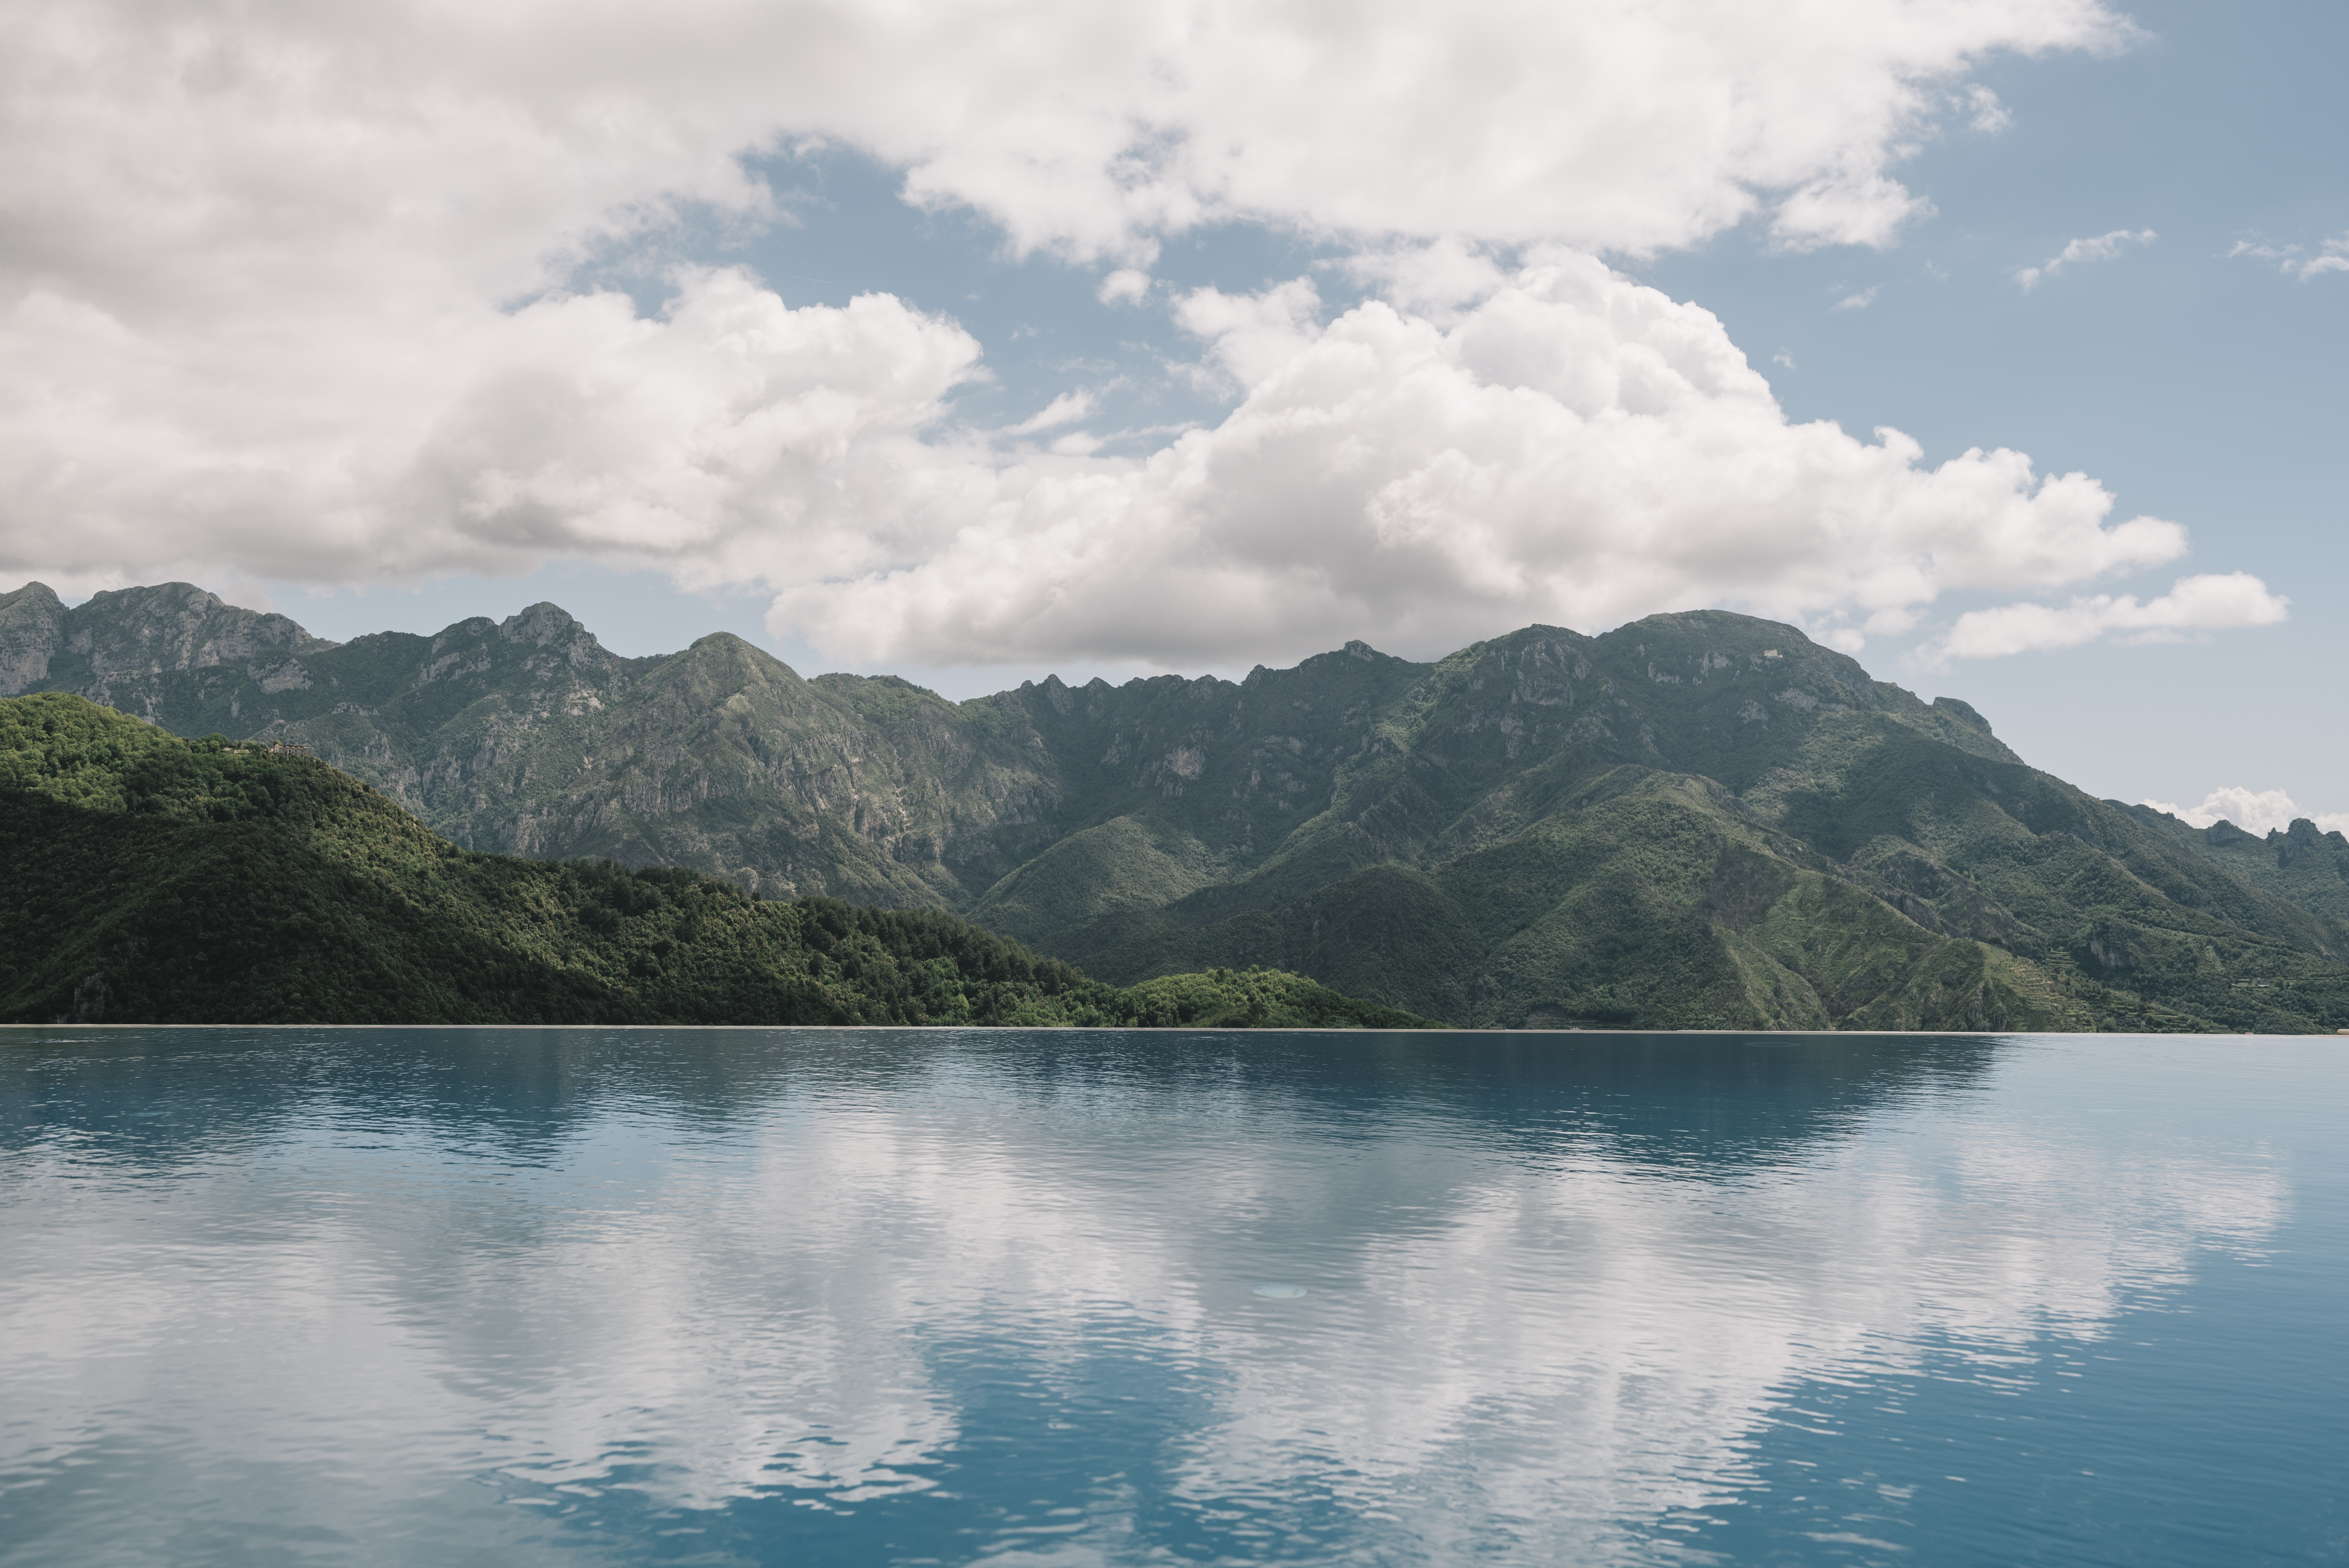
[0,580,337,716]
[0,583,68,694]
[7,576,2341,1031]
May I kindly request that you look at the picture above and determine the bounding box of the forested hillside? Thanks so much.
[6,579,2345,1032]
[0,694,1431,1029]
[2123,804,2349,924]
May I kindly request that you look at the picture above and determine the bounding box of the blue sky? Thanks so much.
[5,0,2341,825]
[1636,0,2349,814]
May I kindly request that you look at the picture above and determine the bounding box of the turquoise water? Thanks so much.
[1,1028,2341,1566]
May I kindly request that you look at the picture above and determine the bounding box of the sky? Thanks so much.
[2,0,2341,830]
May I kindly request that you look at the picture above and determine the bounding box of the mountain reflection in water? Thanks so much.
[1,1029,2339,1567]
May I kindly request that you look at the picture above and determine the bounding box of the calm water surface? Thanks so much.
[1,1029,2341,1566]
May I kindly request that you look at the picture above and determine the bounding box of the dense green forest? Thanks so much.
[0,694,1434,1029]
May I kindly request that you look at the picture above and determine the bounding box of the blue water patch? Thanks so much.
[1,1028,2341,1566]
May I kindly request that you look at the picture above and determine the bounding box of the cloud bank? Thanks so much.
[1,0,2258,672]
[771,263,2197,666]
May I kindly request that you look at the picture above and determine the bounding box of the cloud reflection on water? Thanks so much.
[0,1031,2291,1565]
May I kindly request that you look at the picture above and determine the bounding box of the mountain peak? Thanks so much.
[498,601,587,645]
[0,582,68,695]
[1,581,61,609]
[1,578,335,699]
[487,600,642,678]
[680,630,802,680]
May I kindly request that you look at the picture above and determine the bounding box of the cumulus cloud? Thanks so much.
[2141,787,2349,838]
[1919,572,2291,666]
[7,231,2264,669]
[2015,228,2157,290]
[771,260,2209,666]
[2,265,991,589]
[0,0,2230,672]
[865,0,2126,259]
[0,0,2130,294]
[1339,239,1516,322]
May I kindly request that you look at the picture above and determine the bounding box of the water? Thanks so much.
[1,1028,2342,1567]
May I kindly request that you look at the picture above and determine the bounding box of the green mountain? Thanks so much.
[6,578,2344,1032]
[2121,804,2349,924]
[0,693,1433,1029]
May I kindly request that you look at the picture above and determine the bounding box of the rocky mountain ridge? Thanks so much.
[5,577,2343,1031]
[0,581,335,702]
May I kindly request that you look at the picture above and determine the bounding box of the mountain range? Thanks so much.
[5,578,2345,1032]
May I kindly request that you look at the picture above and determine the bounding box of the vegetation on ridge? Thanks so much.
[8,580,2348,1033]
[0,694,1436,1029]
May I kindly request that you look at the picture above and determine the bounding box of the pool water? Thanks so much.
[1,1028,2342,1565]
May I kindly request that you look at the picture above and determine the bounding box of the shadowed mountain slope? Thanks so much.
[6,580,2343,1032]
[0,694,1431,1029]
[2122,805,2349,925]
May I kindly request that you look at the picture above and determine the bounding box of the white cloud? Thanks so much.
[5,237,2258,669]
[1004,390,1098,436]
[3,265,990,589]
[1172,277,1330,387]
[2230,233,2349,281]
[0,0,2131,300]
[769,261,2210,667]
[1920,572,2290,666]
[1965,84,2013,132]
[2015,228,2156,290]
[0,0,2211,671]
[1339,238,1515,323]
[1833,285,1881,311]
[4,220,2270,671]
[1096,269,1152,306]
[849,0,2128,259]
[2305,243,2349,279]
[2142,787,2349,838]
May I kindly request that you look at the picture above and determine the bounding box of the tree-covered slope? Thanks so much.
[1022,616,2349,1032]
[2120,804,2349,924]
[7,580,2344,1032]
[1,582,1076,905]
[0,694,1434,1029]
